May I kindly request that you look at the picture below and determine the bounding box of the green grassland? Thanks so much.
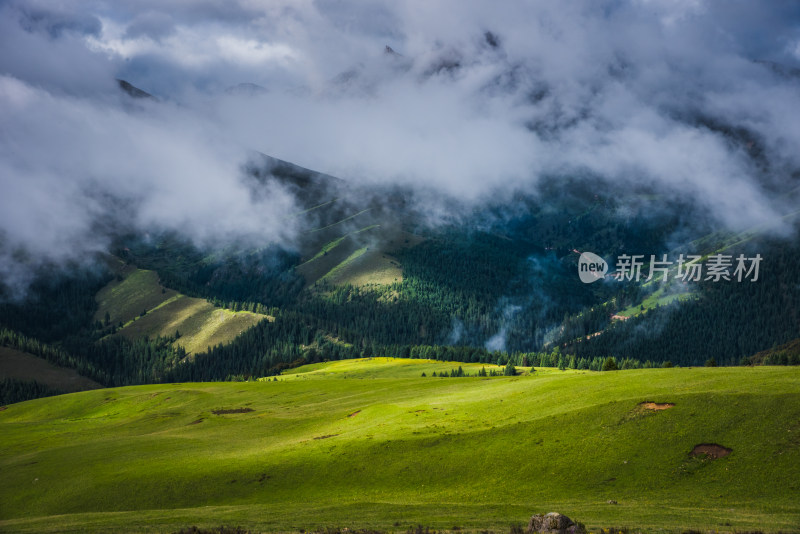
[1,360,799,533]
[280,357,511,379]
[94,259,269,355]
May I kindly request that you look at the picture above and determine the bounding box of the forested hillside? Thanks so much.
[1,169,799,400]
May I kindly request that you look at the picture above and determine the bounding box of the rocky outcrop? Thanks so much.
[526,513,586,534]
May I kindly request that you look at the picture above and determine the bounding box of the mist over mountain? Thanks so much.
[2,0,800,296]
[5,6,800,531]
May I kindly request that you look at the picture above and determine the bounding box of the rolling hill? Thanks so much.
[1,360,799,533]
[4,21,800,534]
[95,256,270,355]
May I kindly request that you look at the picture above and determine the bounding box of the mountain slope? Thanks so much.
[0,346,101,393]
[95,256,269,355]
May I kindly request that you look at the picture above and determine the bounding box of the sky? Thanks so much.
[1,0,800,293]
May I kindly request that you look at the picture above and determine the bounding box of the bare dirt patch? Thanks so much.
[639,402,675,411]
[622,401,676,423]
[0,406,7,411]
[188,419,204,425]
[314,434,339,440]
[347,410,361,417]
[690,443,732,459]
[212,408,254,415]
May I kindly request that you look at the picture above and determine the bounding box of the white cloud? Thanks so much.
[0,74,300,291]
[216,36,297,66]
[634,0,707,27]
[87,18,299,70]
[2,0,800,293]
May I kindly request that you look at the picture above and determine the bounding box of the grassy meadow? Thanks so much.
[1,360,799,532]
[279,357,508,379]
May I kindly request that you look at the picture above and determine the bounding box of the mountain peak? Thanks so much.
[116,79,157,100]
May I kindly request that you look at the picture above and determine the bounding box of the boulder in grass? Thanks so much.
[526,512,586,534]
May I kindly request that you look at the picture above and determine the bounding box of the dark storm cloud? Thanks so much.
[15,2,102,38]
[1,0,800,294]
[0,3,116,95]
